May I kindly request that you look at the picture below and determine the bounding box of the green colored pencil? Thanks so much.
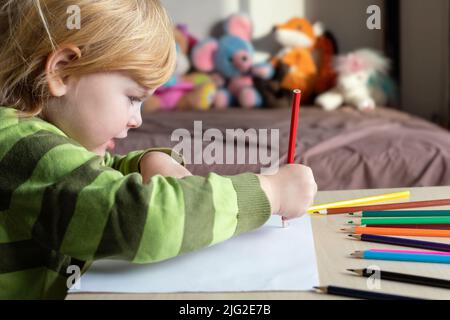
[347,216,450,226]
[349,210,450,218]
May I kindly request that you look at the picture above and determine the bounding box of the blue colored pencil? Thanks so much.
[352,250,450,264]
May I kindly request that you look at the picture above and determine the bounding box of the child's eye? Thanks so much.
[128,96,143,105]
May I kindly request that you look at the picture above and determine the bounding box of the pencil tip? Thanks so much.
[313,286,326,293]
[347,269,355,272]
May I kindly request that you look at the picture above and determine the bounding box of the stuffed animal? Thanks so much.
[313,31,339,96]
[143,26,217,112]
[315,48,397,111]
[190,14,274,108]
[271,17,325,101]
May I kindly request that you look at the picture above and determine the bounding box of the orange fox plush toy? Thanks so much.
[272,17,324,101]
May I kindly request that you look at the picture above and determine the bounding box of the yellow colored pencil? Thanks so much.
[307,191,410,214]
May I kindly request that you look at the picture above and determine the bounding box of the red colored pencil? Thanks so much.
[287,89,302,164]
[284,89,302,228]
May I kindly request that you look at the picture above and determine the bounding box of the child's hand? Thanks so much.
[140,151,192,183]
[257,164,317,220]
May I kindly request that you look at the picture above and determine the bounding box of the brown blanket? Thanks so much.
[114,106,450,190]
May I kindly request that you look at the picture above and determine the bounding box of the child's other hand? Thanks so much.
[140,151,192,183]
[257,164,317,220]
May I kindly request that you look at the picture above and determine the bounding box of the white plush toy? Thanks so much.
[315,48,392,111]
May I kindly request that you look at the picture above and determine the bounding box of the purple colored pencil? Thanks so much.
[349,233,450,252]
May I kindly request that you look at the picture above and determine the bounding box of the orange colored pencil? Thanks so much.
[342,226,450,237]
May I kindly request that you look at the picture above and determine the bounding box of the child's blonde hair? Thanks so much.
[0,0,176,117]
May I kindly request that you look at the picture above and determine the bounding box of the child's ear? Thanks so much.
[225,14,252,41]
[191,39,218,72]
[45,44,81,97]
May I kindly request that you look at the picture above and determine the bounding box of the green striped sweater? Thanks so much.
[0,106,271,299]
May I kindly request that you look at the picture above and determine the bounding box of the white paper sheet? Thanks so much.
[70,214,319,293]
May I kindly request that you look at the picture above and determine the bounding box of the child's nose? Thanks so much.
[128,109,142,129]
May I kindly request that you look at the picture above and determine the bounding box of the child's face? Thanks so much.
[45,72,152,156]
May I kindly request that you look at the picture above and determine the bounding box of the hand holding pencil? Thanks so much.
[257,164,317,220]
[257,89,317,223]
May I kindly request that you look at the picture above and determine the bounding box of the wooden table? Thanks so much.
[67,186,450,300]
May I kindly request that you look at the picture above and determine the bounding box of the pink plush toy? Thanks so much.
[191,14,274,108]
[143,26,216,112]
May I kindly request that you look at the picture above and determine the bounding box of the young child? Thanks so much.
[0,0,317,299]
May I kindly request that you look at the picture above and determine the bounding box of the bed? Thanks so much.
[114,106,450,190]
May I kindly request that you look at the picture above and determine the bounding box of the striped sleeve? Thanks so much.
[103,147,185,175]
[4,130,271,264]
